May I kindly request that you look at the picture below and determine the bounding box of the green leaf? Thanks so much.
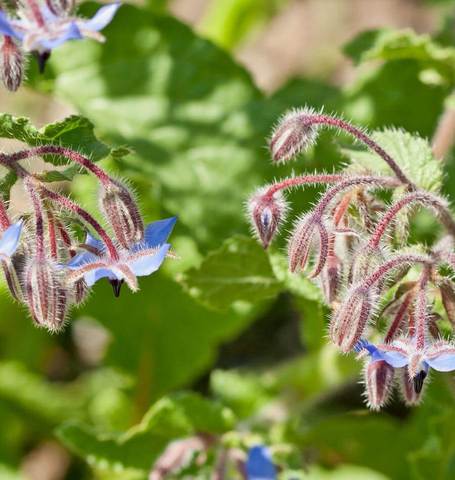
[0,114,110,163]
[344,28,455,84]
[57,392,235,478]
[342,129,443,192]
[179,235,281,311]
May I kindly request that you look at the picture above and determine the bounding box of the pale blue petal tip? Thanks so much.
[426,354,455,372]
[0,220,23,257]
[81,3,121,32]
[144,217,177,248]
[129,243,170,277]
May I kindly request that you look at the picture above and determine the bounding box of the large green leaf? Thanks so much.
[57,391,235,479]
[179,235,281,311]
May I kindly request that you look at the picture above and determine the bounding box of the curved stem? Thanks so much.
[265,173,345,197]
[363,254,431,290]
[305,113,413,186]
[39,186,119,261]
[1,146,112,185]
[368,192,455,247]
[313,175,401,218]
[0,198,10,230]
[415,266,431,350]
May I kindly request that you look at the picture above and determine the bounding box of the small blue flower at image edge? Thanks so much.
[246,445,277,480]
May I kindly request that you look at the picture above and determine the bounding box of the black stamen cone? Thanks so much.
[34,51,51,73]
[109,279,124,297]
[413,370,427,394]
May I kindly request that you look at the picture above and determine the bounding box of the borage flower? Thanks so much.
[0,1,120,70]
[355,338,455,394]
[0,220,23,258]
[65,217,176,296]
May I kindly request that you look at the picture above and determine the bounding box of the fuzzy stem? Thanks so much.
[368,192,455,247]
[1,146,112,185]
[304,113,413,185]
[363,254,431,290]
[0,198,10,230]
[46,209,58,260]
[39,186,119,261]
[384,290,415,343]
[313,176,401,218]
[25,0,45,27]
[415,267,431,350]
[265,173,345,197]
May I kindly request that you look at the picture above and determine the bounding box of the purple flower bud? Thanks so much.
[0,36,23,92]
[100,180,144,249]
[24,259,69,331]
[398,367,425,406]
[269,108,320,163]
[363,360,395,411]
[1,257,23,302]
[330,287,373,352]
[288,213,328,276]
[247,187,288,248]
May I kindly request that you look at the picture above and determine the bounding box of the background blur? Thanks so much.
[1,0,455,479]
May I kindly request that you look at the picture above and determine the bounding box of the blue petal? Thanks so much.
[426,354,455,372]
[0,12,21,39]
[66,251,97,269]
[84,267,118,287]
[246,446,277,480]
[377,350,408,368]
[129,244,169,277]
[144,217,177,249]
[38,22,82,50]
[0,220,23,257]
[80,3,121,32]
[85,232,105,253]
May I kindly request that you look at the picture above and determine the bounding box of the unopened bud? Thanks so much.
[100,180,144,249]
[1,256,24,302]
[288,213,328,276]
[24,259,68,331]
[330,286,373,352]
[269,108,319,163]
[45,0,74,16]
[0,36,24,92]
[247,187,288,248]
[398,367,426,406]
[440,279,455,327]
[320,253,342,304]
[364,360,394,411]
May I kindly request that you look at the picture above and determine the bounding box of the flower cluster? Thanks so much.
[248,107,455,409]
[0,0,120,90]
[0,145,175,332]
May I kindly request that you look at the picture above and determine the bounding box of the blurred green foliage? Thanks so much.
[0,1,454,479]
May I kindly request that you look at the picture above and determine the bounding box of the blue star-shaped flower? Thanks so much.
[0,2,120,58]
[65,217,176,296]
[246,445,277,480]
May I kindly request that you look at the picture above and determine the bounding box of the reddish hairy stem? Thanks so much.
[415,267,431,350]
[0,198,10,230]
[314,176,401,218]
[363,254,431,290]
[1,145,112,185]
[39,187,119,261]
[306,114,412,185]
[384,290,415,343]
[25,0,45,27]
[265,174,345,197]
[46,209,58,260]
[368,192,455,248]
